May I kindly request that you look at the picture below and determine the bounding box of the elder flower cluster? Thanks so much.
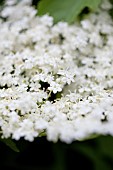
[0,0,113,143]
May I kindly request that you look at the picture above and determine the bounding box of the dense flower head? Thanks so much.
[0,0,113,143]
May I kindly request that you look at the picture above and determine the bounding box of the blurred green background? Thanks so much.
[1,135,113,170]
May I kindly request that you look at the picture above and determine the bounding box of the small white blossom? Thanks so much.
[48,81,62,94]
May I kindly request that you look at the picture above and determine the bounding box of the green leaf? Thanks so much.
[38,0,102,23]
[79,133,100,141]
[0,138,20,152]
[39,131,46,137]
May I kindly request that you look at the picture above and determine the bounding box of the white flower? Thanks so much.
[1,0,113,143]
[101,0,113,10]
[81,19,93,31]
[57,69,75,84]
[40,15,53,27]
[48,81,62,93]
[12,119,38,141]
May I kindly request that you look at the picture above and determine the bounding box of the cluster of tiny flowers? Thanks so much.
[0,0,113,143]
